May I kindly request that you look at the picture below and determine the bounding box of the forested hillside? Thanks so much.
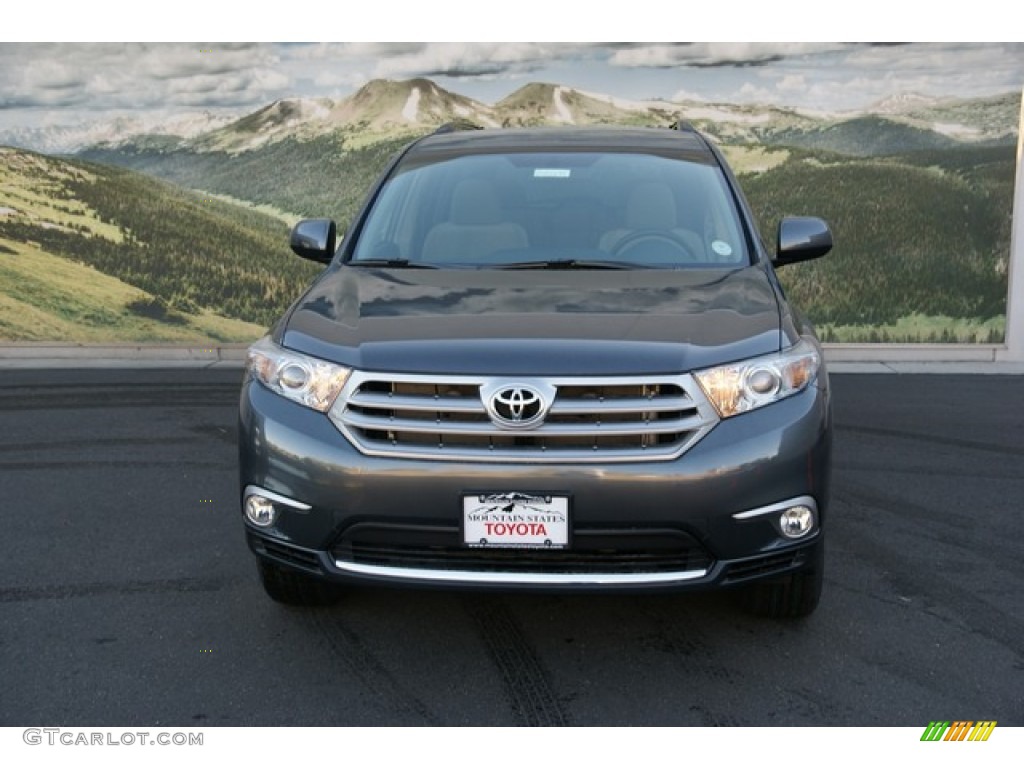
[742,145,1013,341]
[0,147,319,340]
[759,116,961,156]
[82,132,411,231]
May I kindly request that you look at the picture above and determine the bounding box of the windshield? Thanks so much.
[350,150,750,268]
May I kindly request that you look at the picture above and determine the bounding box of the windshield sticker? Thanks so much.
[711,240,733,257]
[533,169,571,178]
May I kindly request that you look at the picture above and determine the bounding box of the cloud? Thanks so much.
[366,43,553,79]
[285,42,601,81]
[670,87,710,103]
[24,60,87,91]
[0,43,288,113]
[0,41,1020,131]
[610,43,849,69]
[706,43,1024,111]
[292,42,425,61]
[776,74,808,94]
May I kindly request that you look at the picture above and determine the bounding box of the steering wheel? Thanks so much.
[610,230,699,263]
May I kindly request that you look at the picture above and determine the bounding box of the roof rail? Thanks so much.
[433,120,485,135]
[667,120,697,133]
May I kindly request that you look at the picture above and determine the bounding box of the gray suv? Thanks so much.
[238,124,833,618]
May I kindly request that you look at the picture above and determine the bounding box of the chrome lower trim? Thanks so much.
[731,495,817,520]
[333,559,709,586]
[336,438,710,464]
[243,485,312,511]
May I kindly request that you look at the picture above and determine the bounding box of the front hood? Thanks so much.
[281,266,781,375]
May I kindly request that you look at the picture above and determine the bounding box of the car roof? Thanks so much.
[405,125,716,164]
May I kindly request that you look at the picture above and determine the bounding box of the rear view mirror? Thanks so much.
[773,217,832,267]
[290,219,337,264]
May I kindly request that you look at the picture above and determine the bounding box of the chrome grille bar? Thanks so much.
[342,412,708,437]
[329,371,719,463]
[548,396,695,415]
[346,391,486,413]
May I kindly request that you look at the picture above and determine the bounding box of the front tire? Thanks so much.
[739,540,824,619]
[257,560,343,607]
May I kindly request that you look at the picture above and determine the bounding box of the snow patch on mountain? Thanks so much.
[686,106,772,124]
[552,87,574,124]
[402,87,421,122]
[575,89,670,112]
[868,92,941,115]
[0,110,237,154]
[930,122,981,138]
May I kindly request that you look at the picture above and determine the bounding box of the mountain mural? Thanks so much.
[1,77,1019,343]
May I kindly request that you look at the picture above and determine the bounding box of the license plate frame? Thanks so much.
[462,493,570,549]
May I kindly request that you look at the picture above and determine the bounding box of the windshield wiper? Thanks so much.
[497,259,641,270]
[348,259,439,269]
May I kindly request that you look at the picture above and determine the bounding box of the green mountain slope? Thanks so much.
[742,145,1013,334]
[81,132,413,231]
[759,116,962,156]
[0,147,319,341]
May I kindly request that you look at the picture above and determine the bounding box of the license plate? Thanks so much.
[463,493,569,549]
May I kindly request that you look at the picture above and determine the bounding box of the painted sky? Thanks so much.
[0,42,1022,133]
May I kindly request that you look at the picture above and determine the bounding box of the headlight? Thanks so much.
[694,338,821,418]
[247,336,351,412]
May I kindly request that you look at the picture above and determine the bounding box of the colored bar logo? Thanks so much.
[920,721,997,741]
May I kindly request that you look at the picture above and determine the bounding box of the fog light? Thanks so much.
[245,495,277,527]
[779,505,814,538]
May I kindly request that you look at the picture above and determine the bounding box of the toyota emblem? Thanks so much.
[487,385,547,428]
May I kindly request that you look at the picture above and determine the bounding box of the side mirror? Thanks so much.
[773,217,832,267]
[290,219,337,263]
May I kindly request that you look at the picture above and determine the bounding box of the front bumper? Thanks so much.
[238,374,831,593]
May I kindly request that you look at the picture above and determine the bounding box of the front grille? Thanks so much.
[331,524,715,575]
[329,372,718,462]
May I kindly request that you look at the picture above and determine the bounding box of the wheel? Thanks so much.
[738,540,824,619]
[257,559,343,606]
[610,229,698,262]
